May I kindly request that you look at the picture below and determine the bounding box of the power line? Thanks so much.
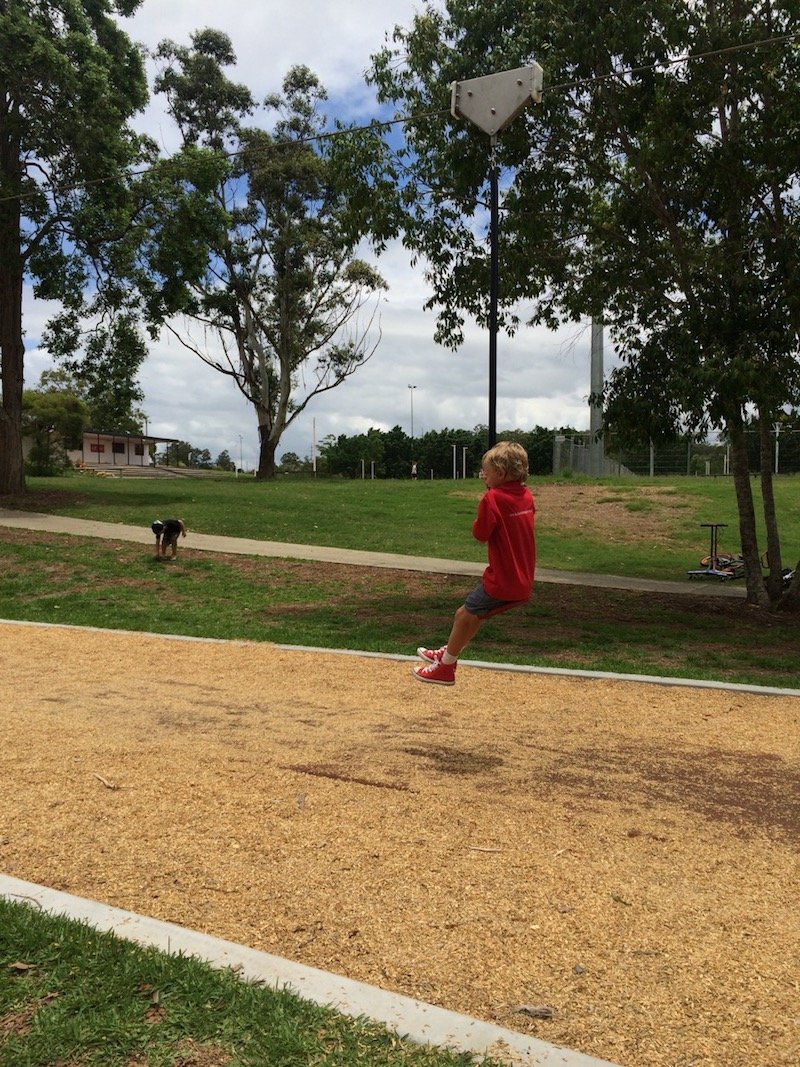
[1,28,798,207]
[0,108,450,207]
[545,30,800,95]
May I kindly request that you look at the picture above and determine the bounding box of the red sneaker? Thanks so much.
[413,659,456,685]
[416,644,447,662]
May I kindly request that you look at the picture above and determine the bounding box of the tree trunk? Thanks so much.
[0,93,25,496]
[256,422,278,479]
[728,419,769,607]
[758,413,783,604]
[0,285,25,495]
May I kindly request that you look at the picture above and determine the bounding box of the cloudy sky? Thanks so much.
[25,0,608,469]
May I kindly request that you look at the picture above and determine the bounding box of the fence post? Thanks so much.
[553,435,565,474]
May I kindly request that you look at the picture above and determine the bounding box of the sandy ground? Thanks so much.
[1,621,798,1067]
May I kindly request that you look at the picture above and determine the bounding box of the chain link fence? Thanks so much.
[553,431,800,476]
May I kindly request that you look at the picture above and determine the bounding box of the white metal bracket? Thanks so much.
[450,64,543,137]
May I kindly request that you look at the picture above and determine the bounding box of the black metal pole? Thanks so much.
[488,141,499,448]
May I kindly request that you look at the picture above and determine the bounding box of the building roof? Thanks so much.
[84,429,181,444]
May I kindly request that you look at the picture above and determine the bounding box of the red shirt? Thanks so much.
[472,480,536,600]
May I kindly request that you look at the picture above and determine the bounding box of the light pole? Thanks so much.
[775,424,780,475]
[408,384,416,440]
[237,433,243,474]
[589,319,604,476]
[451,65,542,447]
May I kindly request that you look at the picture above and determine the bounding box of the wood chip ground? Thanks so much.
[1,623,798,1067]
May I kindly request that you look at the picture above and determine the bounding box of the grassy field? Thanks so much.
[0,898,497,1067]
[1,473,799,688]
[4,470,800,578]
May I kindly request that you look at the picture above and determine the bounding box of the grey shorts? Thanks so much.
[463,583,523,619]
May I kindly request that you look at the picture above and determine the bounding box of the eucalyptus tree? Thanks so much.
[366,0,800,607]
[0,0,149,494]
[154,32,387,479]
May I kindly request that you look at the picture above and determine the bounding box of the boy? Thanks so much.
[151,518,187,560]
[413,441,535,686]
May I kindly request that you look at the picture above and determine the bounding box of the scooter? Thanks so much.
[687,524,744,580]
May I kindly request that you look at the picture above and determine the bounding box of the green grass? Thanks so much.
[1,473,799,689]
[0,897,498,1067]
[2,527,799,689]
[6,471,799,580]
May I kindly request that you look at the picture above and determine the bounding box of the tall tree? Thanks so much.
[154,32,387,479]
[367,0,800,607]
[0,0,149,494]
[42,315,147,432]
[22,383,89,475]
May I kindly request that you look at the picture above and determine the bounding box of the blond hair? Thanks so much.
[482,441,529,483]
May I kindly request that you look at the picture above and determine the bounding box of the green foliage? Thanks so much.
[279,450,313,473]
[364,0,800,604]
[367,0,800,413]
[156,440,212,469]
[320,424,578,478]
[0,0,149,494]
[22,386,90,475]
[214,449,236,472]
[50,314,147,431]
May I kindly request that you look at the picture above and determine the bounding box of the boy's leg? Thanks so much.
[443,605,483,659]
[414,588,527,684]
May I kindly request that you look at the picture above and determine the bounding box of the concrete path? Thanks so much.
[0,507,744,596]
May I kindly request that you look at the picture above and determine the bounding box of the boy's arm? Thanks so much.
[472,492,496,543]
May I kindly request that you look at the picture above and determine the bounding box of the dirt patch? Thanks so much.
[534,483,692,545]
[450,483,693,546]
[1,622,798,1067]
[0,1004,36,1039]
[122,1041,233,1067]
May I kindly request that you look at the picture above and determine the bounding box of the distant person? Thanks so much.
[411,459,418,480]
[151,518,187,560]
[414,441,535,685]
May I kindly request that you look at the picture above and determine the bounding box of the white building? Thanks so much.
[66,430,178,469]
